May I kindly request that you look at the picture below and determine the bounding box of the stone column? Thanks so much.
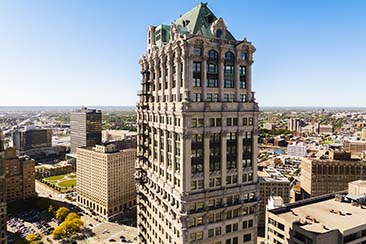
[237,130,244,184]
[202,55,208,101]
[157,129,161,170]
[182,44,190,101]
[221,131,227,187]
[204,131,210,189]
[153,59,159,101]
[235,63,240,102]
[175,51,181,102]
[167,53,173,102]
[172,132,176,185]
[252,129,258,183]
[246,56,253,101]
[163,130,168,182]
[160,56,166,103]
[182,132,192,192]
[219,58,224,101]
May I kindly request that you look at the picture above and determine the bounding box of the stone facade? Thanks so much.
[76,144,136,221]
[136,3,259,244]
[3,147,35,203]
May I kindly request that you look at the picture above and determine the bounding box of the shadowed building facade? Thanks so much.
[136,3,259,244]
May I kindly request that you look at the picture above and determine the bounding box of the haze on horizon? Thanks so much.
[0,0,365,107]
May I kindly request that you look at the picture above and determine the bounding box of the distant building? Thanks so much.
[360,128,366,141]
[3,147,36,202]
[348,180,366,195]
[13,127,52,153]
[343,139,366,157]
[266,182,366,244]
[263,122,275,131]
[287,143,306,157]
[70,107,102,154]
[300,156,366,198]
[287,118,305,132]
[0,131,7,244]
[76,143,136,221]
[258,168,290,228]
[274,138,288,147]
[318,124,333,135]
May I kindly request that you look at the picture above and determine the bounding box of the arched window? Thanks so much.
[225,51,235,62]
[208,50,218,60]
[216,29,223,38]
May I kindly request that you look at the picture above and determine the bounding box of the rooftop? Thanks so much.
[258,167,289,183]
[270,191,366,234]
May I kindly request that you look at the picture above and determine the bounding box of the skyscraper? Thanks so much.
[70,107,102,154]
[136,3,259,244]
[13,127,52,153]
[0,131,7,244]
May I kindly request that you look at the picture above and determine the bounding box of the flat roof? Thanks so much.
[271,193,366,234]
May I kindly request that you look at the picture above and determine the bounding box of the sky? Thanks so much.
[0,0,365,107]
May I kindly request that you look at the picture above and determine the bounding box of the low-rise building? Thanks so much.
[76,143,136,221]
[266,181,366,244]
[287,143,306,157]
[343,140,366,157]
[300,156,366,198]
[258,168,290,228]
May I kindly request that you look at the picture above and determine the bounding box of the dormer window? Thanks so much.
[216,29,223,38]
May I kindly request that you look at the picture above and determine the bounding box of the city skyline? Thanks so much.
[1,0,365,107]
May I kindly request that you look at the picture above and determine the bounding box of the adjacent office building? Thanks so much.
[0,131,7,244]
[266,181,366,244]
[13,126,52,153]
[300,153,366,198]
[76,143,136,221]
[70,107,102,154]
[2,147,36,202]
[136,3,259,244]
[258,168,290,228]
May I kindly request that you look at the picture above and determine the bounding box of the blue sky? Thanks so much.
[0,0,365,107]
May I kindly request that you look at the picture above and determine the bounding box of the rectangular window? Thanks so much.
[240,94,246,102]
[227,118,232,126]
[240,52,247,60]
[193,62,201,72]
[207,79,218,88]
[243,234,251,242]
[224,80,234,88]
[240,66,246,75]
[192,93,202,102]
[194,47,202,56]
[193,78,201,87]
[208,63,217,73]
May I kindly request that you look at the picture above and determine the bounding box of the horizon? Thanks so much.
[1,1,365,107]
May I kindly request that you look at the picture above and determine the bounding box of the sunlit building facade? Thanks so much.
[136,3,259,244]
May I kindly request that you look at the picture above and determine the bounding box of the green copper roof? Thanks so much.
[174,2,236,40]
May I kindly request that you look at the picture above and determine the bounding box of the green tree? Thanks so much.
[55,207,70,222]
[26,233,42,243]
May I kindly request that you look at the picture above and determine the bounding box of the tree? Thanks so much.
[48,205,54,214]
[52,212,84,239]
[55,207,70,222]
[26,233,42,243]
[52,224,65,239]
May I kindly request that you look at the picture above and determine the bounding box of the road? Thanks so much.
[35,180,64,202]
